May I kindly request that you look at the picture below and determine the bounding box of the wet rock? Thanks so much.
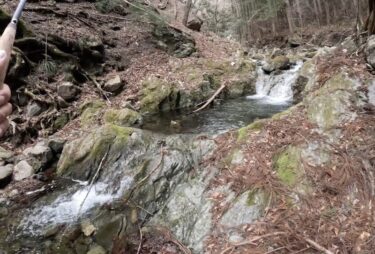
[43,225,61,238]
[94,214,126,250]
[14,160,34,181]
[26,102,44,117]
[87,245,106,254]
[262,56,290,74]
[57,82,79,101]
[365,35,375,68]
[103,75,124,93]
[292,75,308,103]
[170,120,181,130]
[0,164,13,187]
[187,18,203,32]
[104,108,143,127]
[23,143,54,169]
[0,207,8,217]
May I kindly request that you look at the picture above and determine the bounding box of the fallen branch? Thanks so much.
[78,150,109,216]
[192,83,226,113]
[220,232,286,254]
[136,223,143,254]
[81,71,112,104]
[304,238,334,254]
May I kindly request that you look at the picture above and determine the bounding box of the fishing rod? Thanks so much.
[0,0,27,89]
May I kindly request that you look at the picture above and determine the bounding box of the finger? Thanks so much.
[0,84,11,105]
[0,103,12,120]
[0,119,9,138]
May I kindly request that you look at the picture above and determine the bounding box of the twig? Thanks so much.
[192,84,226,113]
[78,150,109,216]
[81,71,112,104]
[136,223,143,254]
[220,232,286,254]
[304,238,334,254]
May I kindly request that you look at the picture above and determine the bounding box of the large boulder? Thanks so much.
[13,160,34,181]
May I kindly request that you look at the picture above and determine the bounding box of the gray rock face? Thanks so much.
[220,190,267,228]
[103,75,124,93]
[13,160,34,181]
[0,147,13,161]
[48,138,66,154]
[365,35,375,68]
[57,82,79,101]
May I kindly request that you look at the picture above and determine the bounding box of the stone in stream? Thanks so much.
[81,219,96,236]
[262,55,290,74]
[57,81,80,101]
[13,160,34,181]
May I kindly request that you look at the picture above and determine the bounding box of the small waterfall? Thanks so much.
[248,61,303,104]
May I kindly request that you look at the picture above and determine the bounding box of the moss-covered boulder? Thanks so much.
[274,146,302,187]
[104,108,143,127]
[57,124,134,179]
[139,77,178,113]
[306,72,360,130]
[79,100,106,126]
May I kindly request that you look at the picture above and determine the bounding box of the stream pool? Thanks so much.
[142,97,291,135]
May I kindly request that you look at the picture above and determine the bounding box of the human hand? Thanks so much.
[0,50,12,137]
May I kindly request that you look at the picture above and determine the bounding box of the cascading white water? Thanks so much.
[247,61,303,104]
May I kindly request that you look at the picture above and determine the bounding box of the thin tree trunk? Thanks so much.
[182,0,193,26]
[284,0,295,34]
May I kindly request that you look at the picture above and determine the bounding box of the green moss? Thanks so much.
[79,100,106,126]
[104,108,142,127]
[274,147,301,187]
[54,113,69,130]
[246,189,257,206]
[237,120,265,142]
[139,78,175,113]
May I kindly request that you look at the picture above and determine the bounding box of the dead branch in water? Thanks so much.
[192,83,226,113]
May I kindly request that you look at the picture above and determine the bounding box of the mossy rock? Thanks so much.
[274,145,312,195]
[139,77,177,113]
[104,108,143,127]
[237,119,266,142]
[306,72,360,130]
[79,100,106,126]
[57,124,134,179]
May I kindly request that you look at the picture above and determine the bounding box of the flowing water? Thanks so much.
[13,60,303,243]
[142,61,303,135]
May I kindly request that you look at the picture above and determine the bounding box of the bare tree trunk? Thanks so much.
[313,0,321,27]
[324,1,331,25]
[284,0,295,34]
[182,0,193,26]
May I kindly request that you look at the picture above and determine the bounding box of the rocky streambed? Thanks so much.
[1,40,375,254]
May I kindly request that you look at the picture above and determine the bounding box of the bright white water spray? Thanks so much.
[248,61,303,104]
